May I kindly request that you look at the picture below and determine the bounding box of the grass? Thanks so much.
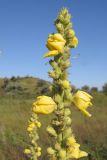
[0,77,107,160]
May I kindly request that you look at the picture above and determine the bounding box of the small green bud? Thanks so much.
[64,108,71,116]
[61,8,68,16]
[57,133,62,142]
[64,89,72,101]
[59,60,70,69]
[54,94,62,103]
[56,23,64,33]
[49,60,58,69]
[58,14,65,23]
[48,71,59,79]
[55,143,61,150]
[64,117,72,125]
[59,80,70,89]
[47,126,57,137]
[64,16,71,25]
[63,127,72,139]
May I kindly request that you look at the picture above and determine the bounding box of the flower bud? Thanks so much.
[69,36,78,48]
[63,127,72,139]
[46,126,57,137]
[48,71,60,79]
[68,29,75,38]
[59,80,70,89]
[36,151,41,157]
[56,23,64,33]
[55,143,61,150]
[47,147,55,155]
[64,108,71,116]
[27,126,33,132]
[37,147,41,151]
[49,60,58,68]
[54,94,62,103]
[59,149,66,159]
[24,149,31,154]
[64,117,72,125]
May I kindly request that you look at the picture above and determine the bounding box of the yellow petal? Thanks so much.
[81,109,92,117]
[76,90,93,100]
[79,151,88,158]
[67,136,76,146]
[73,98,90,109]
[43,50,59,58]
[48,41,65,52]
[53,33,66,42]
[46,43,54,50]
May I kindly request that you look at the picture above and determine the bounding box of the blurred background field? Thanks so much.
[0,76,107,160]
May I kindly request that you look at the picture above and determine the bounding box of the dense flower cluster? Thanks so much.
[43,33,66,58]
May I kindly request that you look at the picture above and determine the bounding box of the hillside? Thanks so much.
[0,77,107,160]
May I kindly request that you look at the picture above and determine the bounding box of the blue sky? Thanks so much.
[0,0,107,89]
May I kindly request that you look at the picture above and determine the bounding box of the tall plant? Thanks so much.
[24,8,93,160]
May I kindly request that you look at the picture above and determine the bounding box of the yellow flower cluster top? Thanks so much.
[33,96,56,114]
[43,33,66,58]
[72,90,93,117]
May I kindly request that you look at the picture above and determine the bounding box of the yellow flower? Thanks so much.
[66,136,76,146]
[67,143,88,159]
[43,33,66,58]
[70,36,78,48]
[43,50,59,58]
[33,96,56,114]
[24,149,31,154]
[72,90,93,117]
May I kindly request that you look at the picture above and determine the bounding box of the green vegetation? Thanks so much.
[0,77,107,160]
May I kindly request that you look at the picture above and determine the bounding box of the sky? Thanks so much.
[0,0,107,89]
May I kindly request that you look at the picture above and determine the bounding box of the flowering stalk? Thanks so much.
[44,8,93,160]
[25,7,93,160]
[24,111,41,159]
[24,96,56,160]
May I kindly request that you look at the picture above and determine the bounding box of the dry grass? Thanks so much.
[0,78,107,160]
